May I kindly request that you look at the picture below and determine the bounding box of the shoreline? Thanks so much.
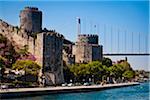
[0,82,140,99]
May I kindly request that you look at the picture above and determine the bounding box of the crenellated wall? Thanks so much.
[77,34,99,44]
[0,19,34,52]
[0,19,64,85]
[73,34,103,63]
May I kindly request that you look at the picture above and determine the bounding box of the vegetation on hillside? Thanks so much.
[0,34,37,68]
[0,34,19,68]
[0,33,40,84]
[12,60,41,76]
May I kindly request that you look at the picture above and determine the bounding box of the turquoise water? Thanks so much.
[12,82,149,100]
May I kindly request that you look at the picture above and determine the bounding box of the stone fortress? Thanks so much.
[63,17,103,65]
[72,34,103,63]
[0,7,103,85]
[0,7,64,85]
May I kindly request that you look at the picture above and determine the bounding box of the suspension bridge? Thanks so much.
[98,25,150,56]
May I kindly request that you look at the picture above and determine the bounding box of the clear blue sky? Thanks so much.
[0,0,149,71]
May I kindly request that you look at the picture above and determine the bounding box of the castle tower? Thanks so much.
[73,34,103,63]
[77,34,99,44]
[20,7,42,34]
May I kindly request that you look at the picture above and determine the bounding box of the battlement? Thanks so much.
[0,6,65,85]
[0,19,11,28]
[78,34,98,38]
[77,34,99,44]
[24,7,39,11]
[0,19,64,42]
[0,19,15,34]
[0,20,35,52]
[42,28,64,39]
[20,7,42,33]
[0,19,35,40]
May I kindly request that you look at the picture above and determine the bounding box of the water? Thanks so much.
[12,82,149,100]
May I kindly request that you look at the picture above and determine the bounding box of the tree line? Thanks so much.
[63,58,135,84]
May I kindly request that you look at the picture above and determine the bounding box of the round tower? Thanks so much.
[20,7,42,34]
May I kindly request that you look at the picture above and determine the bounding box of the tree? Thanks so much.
[0,56,7,68]
[63,58,135,84]
[0,56,7,81]
[108,64,125,79]
[88,61,103,76]
[68,61,106,83]
[119,60,132,71]
[12,60,41,76]
[63,61,74,83]
[0,34,20,67]
[102,57,112,67]
[122,70,135,80]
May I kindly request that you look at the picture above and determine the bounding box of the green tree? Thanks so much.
[64,59,135,83]
[102,57,112,67]
[88,61,103,75]
[0,56,6,68]
[63,61,74,83]
[108,64,124,79]
[12,60,41,76]
[119,60,132,71]
[122,70,135,80]
[69,61,106,83]
[69,64,79,77]
[0,56,7,81]
[0,34,20,67]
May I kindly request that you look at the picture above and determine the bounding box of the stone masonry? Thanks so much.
[73,34,103,63]
[0,7,64,85]
[20,7,42,34]
[63,39,75,65]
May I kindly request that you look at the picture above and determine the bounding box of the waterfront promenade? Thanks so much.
[0,82,139,99]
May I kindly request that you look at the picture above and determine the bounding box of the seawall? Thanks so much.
[0,82,140,99]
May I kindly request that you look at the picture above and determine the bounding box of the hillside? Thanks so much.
[0,33,36,69]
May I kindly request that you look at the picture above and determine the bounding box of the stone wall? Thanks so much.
[0,19,44,69]
[73,43,92,63]
[0,19,64,85]
[73,34,103,63]
[42,32,64,85]
[73,43,103,63]
[0,19,35,54]
[92,45,103,61]
[63,39,75,65]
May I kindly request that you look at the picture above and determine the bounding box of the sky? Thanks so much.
[0,0,149,71]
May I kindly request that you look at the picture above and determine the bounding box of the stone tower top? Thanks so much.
[77,34,99,44]
[24,7,39,11]
[20,7,42,34]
